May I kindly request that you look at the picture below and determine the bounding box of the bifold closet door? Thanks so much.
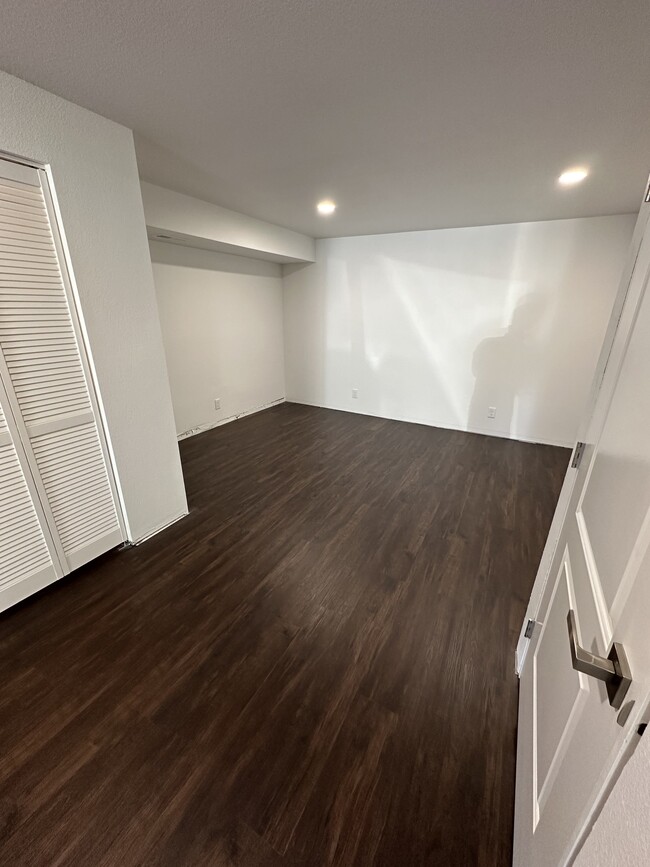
[0,156,124,593]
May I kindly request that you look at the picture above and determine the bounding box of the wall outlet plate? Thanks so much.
[352,388,358,399]
[214,398,221,410]
[488,406,496,419]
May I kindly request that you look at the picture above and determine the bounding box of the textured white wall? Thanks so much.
[283,215,634,446]
[575,733,650,866]
[151,242,285,436]
[0,71,187,542]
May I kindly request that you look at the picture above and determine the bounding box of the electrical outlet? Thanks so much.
[214,398,221,410]
[352,388,358,399]
[487,406,496,419]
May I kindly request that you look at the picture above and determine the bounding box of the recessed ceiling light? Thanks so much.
[317,199,336,215]
[558,167,589,186]
[156,233,172,239]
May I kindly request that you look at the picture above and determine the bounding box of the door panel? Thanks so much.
[31,423,122,569]
[580,318,650,620]
[533,554,587,822]
[0,396,60,604]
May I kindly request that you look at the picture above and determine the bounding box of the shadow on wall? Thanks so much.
[339,231,529,430]
[468,293,547,437]
[283,216,633,445]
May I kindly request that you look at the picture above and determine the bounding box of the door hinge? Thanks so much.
[571,441,586,469]
[524,619,536,639]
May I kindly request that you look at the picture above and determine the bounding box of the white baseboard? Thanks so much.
[131,510,189,546]
[284,399,573,449]
[177,397,285,441]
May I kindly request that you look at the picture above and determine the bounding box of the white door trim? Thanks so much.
[25,155,130,543]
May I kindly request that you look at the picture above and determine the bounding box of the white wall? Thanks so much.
[283,215,635,446]
[151,241,285,437]
[575,733,650,866]
[0,71,187,542]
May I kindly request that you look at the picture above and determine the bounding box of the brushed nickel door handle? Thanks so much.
[567,610,632,710]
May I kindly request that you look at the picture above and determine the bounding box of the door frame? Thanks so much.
[516,187,650,676]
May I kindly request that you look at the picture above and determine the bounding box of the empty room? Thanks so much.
[0,2,649,865]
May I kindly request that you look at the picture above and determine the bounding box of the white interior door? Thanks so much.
[514,193,650,866]
[0,155,125,608]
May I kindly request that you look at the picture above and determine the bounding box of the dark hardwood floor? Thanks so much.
[0,403,568,866]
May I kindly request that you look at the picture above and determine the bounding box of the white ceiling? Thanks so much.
[1,0,649,238]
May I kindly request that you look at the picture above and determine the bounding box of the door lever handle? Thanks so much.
[567,610,632,710]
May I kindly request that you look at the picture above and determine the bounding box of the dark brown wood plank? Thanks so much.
[0,403,569,865]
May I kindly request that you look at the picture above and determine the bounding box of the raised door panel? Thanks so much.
[532,552,588,828]
[579,292,650,629]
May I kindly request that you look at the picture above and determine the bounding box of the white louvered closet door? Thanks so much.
[0,156,124,602]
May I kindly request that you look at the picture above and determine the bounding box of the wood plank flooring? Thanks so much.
[0,403,569,866]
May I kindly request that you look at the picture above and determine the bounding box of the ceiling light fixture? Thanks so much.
[558,167,589,186]
[317,199,336,215]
